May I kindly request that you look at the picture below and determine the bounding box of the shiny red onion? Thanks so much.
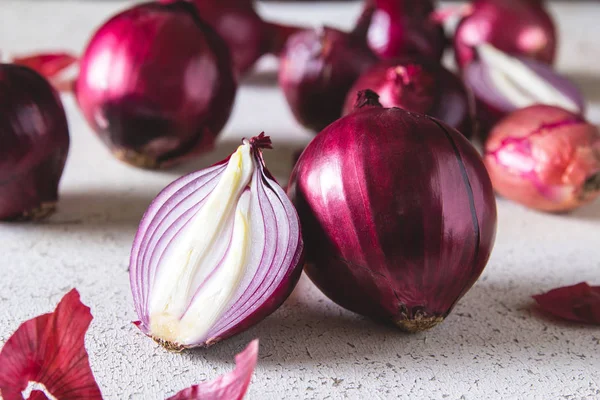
[288,90,497,331]
[0,64,69,221]
[454,0,557,70]
[343,57,474,139]
[358,0,446,61]
[130,134,304,349]
[484,105,600,212]
[187,0,303,77]
[464,44,585,136]
[76,1,236,169]
[278,26,377,132]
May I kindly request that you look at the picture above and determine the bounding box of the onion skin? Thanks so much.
[76,1,236,169]
[360,0,446,61]
[454,0,557,69]
[189,0,303,77]
[278,27,377,132]
[0,64,69,221]
[484,105,600,212]
[343,58,474,139]
[288,91,497,331]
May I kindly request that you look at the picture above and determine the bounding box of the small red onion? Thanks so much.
[188,0,303,77]
[288,90,497,331]
[278,26,377,132]
[0,64,70,221]
[358,0,446,61]
[130,134,304,349]
[343,57,474,139]
[464,44,584,136]
[76,1,236,169]
[484,105,600,212]
[454,0,557,70]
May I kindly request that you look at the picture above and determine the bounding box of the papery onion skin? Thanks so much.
[343,58,474,139]
[288,91,497,331]
[484,105,600,212]
[359,0,446,61]
[454,0,557,69]
[188,0,303,77]
[278,27,377,132]
[465,54,585,137]
[130,134,304,349]
[76,1,236,169]
[0,64,69,221]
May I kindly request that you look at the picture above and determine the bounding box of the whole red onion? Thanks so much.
[188,0,303,77]
[484,105,600,212]
[288,90,497,331]
[343,58,474,139]
[454,0,557,69]
[358,0,446,61]
[0,64,69,221]
[278,26,377,132]
[76,1,236,169]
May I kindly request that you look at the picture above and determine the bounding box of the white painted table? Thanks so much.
[1,2,599,399]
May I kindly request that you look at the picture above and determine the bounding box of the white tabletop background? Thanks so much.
[1,1,599,399]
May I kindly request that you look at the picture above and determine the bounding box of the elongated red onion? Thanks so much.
[454,0,557,69]
[484,105,600,212]
[288,90,497,331]
[76,1,236,169]
[464,44,584,136]
[186,0,303,77]
[130,134,304,350]
[0,64,69,221]
[343,57,474,139]
[278,26,377,132]
[358,0,446,61]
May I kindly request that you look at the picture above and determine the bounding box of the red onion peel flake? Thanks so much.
[533,282,600,325]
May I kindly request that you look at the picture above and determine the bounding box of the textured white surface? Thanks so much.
[1,1,600,399]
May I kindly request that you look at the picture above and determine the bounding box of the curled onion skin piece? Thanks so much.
[0,289,102,400]
[343,57,474,139]
[278,26,377,132]
[533,283,600,325]
[454,0,557,70]
[288,90,497,332]
[168,339,258,400]
[0,64,70,221]
[130,133,304,350]
[484,105,600,212]
[76,1,236,169]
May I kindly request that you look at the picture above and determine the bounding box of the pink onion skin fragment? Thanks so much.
[167,339,258,400]
[0,289,102,400]
[288,91,497,332]
[484,105,600,212]
[0,64,70,221]
[454,0,557,70]
[75,1,236,169]
[533,283,600,325]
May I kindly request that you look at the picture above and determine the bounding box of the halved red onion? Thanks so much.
[288,90,497,332]
[168,339,258,400]
[343,57,474,139]
[0,289,102,399]
[130,134,304,350]
[464,44,585,135]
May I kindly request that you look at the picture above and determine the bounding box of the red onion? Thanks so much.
[76,1,236,169]
[278,26,377,132]
[288,90,497,331]
[484,105,600,212]
[464,44,584,136]
[358,0,446,61]
[130,134,304,350]
[454,0,557,70]
[343,57,474,139]
[187,0,303,77]
[0,64,69,221]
